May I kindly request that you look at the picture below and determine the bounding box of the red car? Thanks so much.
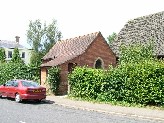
[0,79,46,103]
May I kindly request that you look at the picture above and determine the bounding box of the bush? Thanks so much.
[68,43,164,106]
[69,67,106,100]
[0,62,40,85]
[10,48,24,64]
[0,48,6,63]
[47,67,60,94]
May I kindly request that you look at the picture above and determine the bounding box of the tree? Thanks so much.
[43,20,62,54]
[27,20,44,53]
[119,42,154,64]
[27,19,62,66]
[10,48,24,64]
[107,32,117,44]
[0,48,6,63]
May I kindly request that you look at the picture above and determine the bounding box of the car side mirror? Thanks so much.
[3,84,6,86]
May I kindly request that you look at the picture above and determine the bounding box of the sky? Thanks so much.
[0,0,164,48]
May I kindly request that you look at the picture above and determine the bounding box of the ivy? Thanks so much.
[47,67,60,94]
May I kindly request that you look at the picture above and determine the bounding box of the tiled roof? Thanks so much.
[0,40,26,49]
[41,32,100,67]
[110,11,164,56]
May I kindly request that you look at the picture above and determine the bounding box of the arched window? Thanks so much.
[94,58,104,69]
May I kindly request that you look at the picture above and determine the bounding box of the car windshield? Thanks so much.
[21,81,40,87]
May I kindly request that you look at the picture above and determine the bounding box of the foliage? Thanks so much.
[47,67,60,94]
[68,43,164,106]
[0,48,6,63]
[27,19,62,66]
[27,19,44,53]
[119,43,154,64]
[0,62,39,85]
[107,32,117,44]
[10,48,24,64]
[30,51,43,67]
[68,67,106,100]
[42,20,62,54]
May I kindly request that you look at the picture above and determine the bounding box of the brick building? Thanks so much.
[41,32,116,95]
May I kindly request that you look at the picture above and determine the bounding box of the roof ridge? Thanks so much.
[0,40,15,42]
[42,31,101,66]
[59,31,100,43]
[128,11,164,22]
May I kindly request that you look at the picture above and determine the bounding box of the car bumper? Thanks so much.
[20,94,46,100]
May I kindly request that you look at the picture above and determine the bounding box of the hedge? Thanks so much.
[0,63,40,85]
[68,60,164,106]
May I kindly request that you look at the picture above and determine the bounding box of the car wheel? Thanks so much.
[15,93,22,103]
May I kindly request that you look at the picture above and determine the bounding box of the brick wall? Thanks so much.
[57,35,116,95]
[40,34,116,95]
[80,34,116,68]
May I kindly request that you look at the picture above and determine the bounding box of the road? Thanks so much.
[0,98,162,123]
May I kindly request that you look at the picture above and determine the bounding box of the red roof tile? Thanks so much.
[41,32,100,67]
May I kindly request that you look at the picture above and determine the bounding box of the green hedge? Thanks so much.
[68,60,164,106]
[0,63,40,85]
[69,67,106,99]
[68,43,164,106]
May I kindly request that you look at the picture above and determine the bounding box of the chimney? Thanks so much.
[15,36,20,43]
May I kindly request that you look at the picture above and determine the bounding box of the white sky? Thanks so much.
[0,0,164,48]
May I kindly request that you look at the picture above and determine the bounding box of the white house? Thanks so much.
[0,36,32,64]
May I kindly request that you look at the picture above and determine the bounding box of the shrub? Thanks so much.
[47,67,60,94]
[68,67,107,100]
[0,62,39,85]
[68,43,164,106]
[10,48,24,64]
[0,48,6,63]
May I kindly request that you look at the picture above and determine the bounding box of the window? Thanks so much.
[22,81,39,87]
[5,81,13,86]
[13,81,19,87]
[22,52,25,58]
[95,59,102,69]
[8,51,12,58]
[94,57,104,69]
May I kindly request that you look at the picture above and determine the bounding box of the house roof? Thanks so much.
[41,32,101,67]
[0,40,27,49]
[110,11,164,56]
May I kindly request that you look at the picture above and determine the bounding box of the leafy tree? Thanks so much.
[0,48,6,63]
[10,48,24,64]
[119,42,154,64]
[27,19,62,66]
[30,51,43,67]
[27,20,44,53]
[43,20,62,54]
[107,32,117,44]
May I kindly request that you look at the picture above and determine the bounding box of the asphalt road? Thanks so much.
[0,98,162,123]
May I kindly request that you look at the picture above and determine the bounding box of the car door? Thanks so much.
[10,81,19,98]
[2,81,13,97]
[0,84,7,97]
